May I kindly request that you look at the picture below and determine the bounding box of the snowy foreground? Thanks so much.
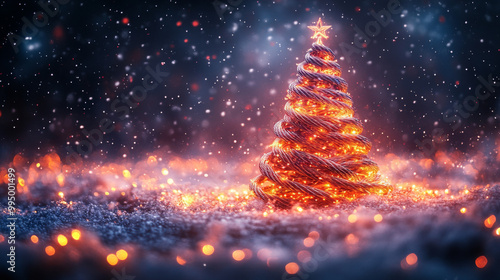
[1,152,500,280]
[1,183,500,280]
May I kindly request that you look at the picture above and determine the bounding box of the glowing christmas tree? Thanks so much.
[250,18,391,208]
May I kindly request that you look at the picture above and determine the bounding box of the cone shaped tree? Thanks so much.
[250,18,391,208]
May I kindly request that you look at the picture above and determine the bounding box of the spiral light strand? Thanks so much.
[250,19,391,208]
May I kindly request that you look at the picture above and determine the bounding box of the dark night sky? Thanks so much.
[0,0,499,164]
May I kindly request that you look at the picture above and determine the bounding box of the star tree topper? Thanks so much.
[307,17,331,44]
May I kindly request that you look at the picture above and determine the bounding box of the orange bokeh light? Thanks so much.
[285,262,300,274]
[484,215,496,228]
[303,237,315,247]
[308,231,320,240]
[232,250,245,261]
[45,246,55,256]
[202,244,214,256]
[176,256,186,265]
[475,256,488,268]
[71,229,81,240]
[116,249,128,260]
[31,235,39,244]
[406,253,418,266]
[107,254,118,266]
[57,234,68,246]
[348,214,358,223]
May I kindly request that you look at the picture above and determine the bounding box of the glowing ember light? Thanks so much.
[58,192,64,199]
[406,253,418,266]
[176,256,186,265]
[107,254,118,266]
[495,227,500,236]
[484,215,496,228]
[36,162,41,168]
[475,256,488,268]
[45,246,55,256]
[348,214,358,223]
[71,229,81,240]
[19,178,25,187]
[285,262,300,274]
[460,207,467,214]
[202,244,214,255]
[57,234,68,246]
[123,169,131,178]
[0,235,4,242]
[374,214,383,222]
[232,250,245,261]
[345,233,359,245]
[303,237,315,247]
[296,206,303,212]
[167,178,174,185]
[161,168,169,175]
[31,235,39,244]
[297,250,312,263]
[116,249,128,260]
